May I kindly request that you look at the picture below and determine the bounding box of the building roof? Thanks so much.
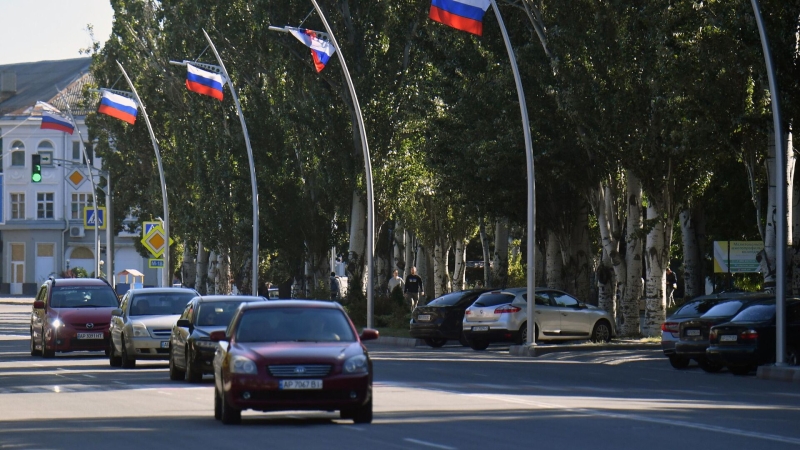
[0,58,93,117]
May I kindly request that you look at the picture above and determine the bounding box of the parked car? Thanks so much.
[169,295,265,382]
[661,292,769,369]
[409,289,488,347]
[211,300,378,424]
[462,287,615,351]
[706,298,800,375]
[108,287,199,368]
[30,277,119,358]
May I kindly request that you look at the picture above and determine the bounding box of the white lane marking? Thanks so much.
[113,381,126,385]
[82,374,96,378]
[343,425,365,432]
[404,438,457,449]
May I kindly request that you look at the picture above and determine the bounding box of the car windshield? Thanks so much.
[235,307,356,343]
[473,293,515,307]
[731,304,775,323]
[130,292,195,316]
[700,300,745,318]
[50,285,118,308]
[428,292,467,306]
[196,302,242,326]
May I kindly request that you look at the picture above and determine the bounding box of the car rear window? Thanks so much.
[51,285,118,308]
[196,302,243,326]
[235,307,356,343]
[701,300,745,318]
[130,292,196,316]
[473,293,515,307]
[428,292,467,306]
[731,304,775,322]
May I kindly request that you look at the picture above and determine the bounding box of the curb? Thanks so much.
[757,365,800,383]
[373,336,423,348]
[509,342,659,357]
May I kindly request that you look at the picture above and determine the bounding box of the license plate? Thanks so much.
[472,326,489,331]
[279,379,322,390]
[417,314,431,321]
[160,341,170,348]
[76,332,103,340]
[720,335,738,342]
[685,329,700,336]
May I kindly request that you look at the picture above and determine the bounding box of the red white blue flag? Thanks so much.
[429,0,491,36]
[98,91,138,125]
[288,28,336,73]
[37,102,75,134]
[186,65,224,101]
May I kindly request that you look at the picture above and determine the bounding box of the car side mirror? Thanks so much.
[209,330,228,342]
[360,329,380,341]
[176,319,192,329]
[33,300,45,309]
[111,308,123,317]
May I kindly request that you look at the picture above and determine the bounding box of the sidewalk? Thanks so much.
[508,340,659,357]
[0,296,34,305]
[757,365,800,383]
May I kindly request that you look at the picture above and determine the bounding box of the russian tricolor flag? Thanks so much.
[186,64,224,101]
[98,91,138,125]
[37,102,75,134]
[288,28,336,73]
[430,0,491,36]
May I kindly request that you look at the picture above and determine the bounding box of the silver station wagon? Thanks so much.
[462,287,616,350]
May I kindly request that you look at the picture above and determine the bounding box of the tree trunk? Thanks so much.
[393,221,407,275]
[620,173,643,337]
[479,216,491,287]
[491,218,510,287]
[452,238,468,291]
[760,131,778,286]
[680,207,702,300]
[206,251,217,295]
[535,239,546,287]
[182,246,196,289]
[597,250,616,318]
[416,243,430,302]
[347,189,367,286]
[404,229,415,279]
[433,238,451,298]
[218,248,231,295]
[195,242,208,295]
[570,206,591,302]
[643,203,673,337]
[545,230,563,289]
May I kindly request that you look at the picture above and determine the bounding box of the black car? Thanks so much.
[410,289,488,347]
[706,299,800,375]
[673,294,772,372]
[169,295,265,382]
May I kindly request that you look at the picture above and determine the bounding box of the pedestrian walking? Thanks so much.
[666,268,677,308]
[404,266,424,311]
[387,269,404,296]
[330,272,341,301]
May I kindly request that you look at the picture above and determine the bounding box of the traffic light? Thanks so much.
[31,154,42,183]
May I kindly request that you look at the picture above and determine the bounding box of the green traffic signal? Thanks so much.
[31,154,42,183]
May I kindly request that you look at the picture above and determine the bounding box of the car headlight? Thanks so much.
[230,355,257,374]
[50,318,63,328]
[343,354,368,374]
[132,322,150,337]
[194,340,217,348]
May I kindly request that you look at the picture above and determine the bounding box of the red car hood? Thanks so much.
[49,307,115,323]
[238,341,363,365]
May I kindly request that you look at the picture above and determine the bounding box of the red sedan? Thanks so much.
[211,300,379,424]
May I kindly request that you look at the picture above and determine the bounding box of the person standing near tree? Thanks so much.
[404,266,424,311]
[666,268,678,308]
[387,269,404,296]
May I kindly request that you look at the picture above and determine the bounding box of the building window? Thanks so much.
[72,141,81,160]
[71,193,94,220]
[10,193,25,219]
[11,140,25,166]
[37,192,54,219]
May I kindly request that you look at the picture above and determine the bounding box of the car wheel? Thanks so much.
[424,338,447,348]
[698,358,723,373]
[668,354,690,369]
[169,347,185,380]
[517,323,528,345]
[109,339,122,367]
[469,339,490,351]
[120,335,136,369]
[591,320,612,343]
[786,346,799,366]
[214,387,222,420]
[459,333,470,347]
[729,365,755,376]
[219,389,241,424]
[42,332,55,359]
[185,348,202,383]
[351,398,373,424]
[30,330,41,356]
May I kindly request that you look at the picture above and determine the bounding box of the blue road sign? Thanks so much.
[84,207,106,229]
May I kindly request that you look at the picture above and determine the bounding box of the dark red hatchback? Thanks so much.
[211,300,379,424]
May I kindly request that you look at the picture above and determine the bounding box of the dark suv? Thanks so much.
[30,278,119,358]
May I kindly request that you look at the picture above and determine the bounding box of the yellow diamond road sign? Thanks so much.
[67,169,86,189]
[142,226,167,258]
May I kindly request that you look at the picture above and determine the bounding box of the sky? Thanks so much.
[0,0,114,65]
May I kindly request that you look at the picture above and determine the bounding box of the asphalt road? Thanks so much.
[1,302,799,450]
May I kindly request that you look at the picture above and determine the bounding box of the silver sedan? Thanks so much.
[109,287,198,368]
[462,287,616,350]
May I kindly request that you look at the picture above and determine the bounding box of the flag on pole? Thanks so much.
[98,91,138,125]
[429,0,492,36]
[186,65,224,100]
[36,101,75,134]
[288,28,336,73]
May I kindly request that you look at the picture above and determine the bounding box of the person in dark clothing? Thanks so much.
[330,272,341,301]
[404,266,424,311]
[666,268,678,308]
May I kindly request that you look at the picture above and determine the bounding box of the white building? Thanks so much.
[0,58,157,295]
